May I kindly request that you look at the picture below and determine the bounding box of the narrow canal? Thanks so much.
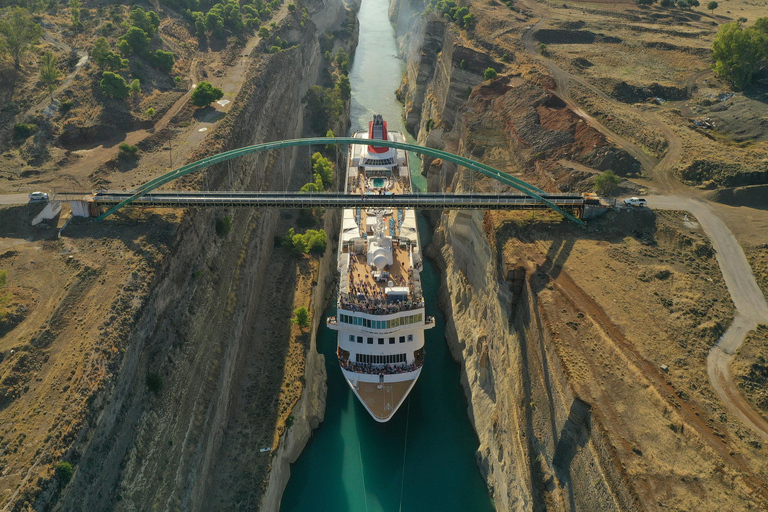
[280,1,496,510]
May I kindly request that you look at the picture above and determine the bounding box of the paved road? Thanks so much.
[0,194,33,205]
[648,195,768,441]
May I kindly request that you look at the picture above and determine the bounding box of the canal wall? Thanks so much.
[394,0,639,508]
[50,5,350,511]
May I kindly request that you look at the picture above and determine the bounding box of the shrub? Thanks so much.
[288,3,296,11]
[484,67,498,80]
[145,107,155,117]
[712,20,768,88]
[151,50,175,73]
[55,462,73,484]
[258,27,269,38]
[60,100,74,111]
[215,216,232,237]
[13,123,37,139]
[292,306,309,329]
[100,71,130,99]
[119,26,150,55]
[146,372,162,394]
[594,170,621,196]
[118,143,138,158]
[191,81,224,107]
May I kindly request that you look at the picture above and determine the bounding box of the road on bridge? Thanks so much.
[0,194,33,206]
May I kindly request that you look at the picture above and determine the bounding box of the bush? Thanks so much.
[191,81,224,107]
[151,50,175,73]
[712,20,768,89]
[281,228,327,255]
[13,123,37,139]
[292,306,309,328]
[146,372,162,394]
[594,170,621,196]
[100,71,130,99]
[483,67,498,80]
[55,462,73,484]
[118,143,138,158]
[215,216,232,237]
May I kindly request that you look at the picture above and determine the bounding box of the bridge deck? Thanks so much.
[82,191,586,211]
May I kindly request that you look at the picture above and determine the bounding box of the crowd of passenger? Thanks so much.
[339,297,424,315]
[338,358,423,375]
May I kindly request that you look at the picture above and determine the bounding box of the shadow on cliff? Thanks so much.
[553,398,592,512]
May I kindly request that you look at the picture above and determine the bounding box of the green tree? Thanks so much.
[91,37,110,63]
[483,67,498,80]
[258,27,270,38]
[119,26,150,55]
[55,461,74,484]
[40,51,62,100]
[292,306,310,329]
[151,49,175,72]
[99,71,130,99]
[707,0,717,12]
[312,152,334,187]
[712,22,768,88]
[337,74,351,100]
[129,7,160,38]
[69,0,81,29]
[129,78,141,105]
[0,7,43,69]
[191,81,224,107]
[594,170,621,196]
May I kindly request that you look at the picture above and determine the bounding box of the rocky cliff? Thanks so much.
[47,6,348,511]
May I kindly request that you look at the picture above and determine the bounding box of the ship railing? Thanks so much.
[337,356,424,375]
[327,316,338,325]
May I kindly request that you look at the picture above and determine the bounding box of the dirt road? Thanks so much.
[648,196,768,440]
[519,0,768,443]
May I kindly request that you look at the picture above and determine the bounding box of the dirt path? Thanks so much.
[519,0,768,447]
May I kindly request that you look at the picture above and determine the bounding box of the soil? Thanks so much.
[495,208,768,510]
[731,325,768,424]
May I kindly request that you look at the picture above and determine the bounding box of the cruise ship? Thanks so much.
[326,115,434,422]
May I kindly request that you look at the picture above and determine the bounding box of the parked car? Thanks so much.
[624,197,647,207]
[29,191,49,201]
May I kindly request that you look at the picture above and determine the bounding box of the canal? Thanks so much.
[280,1,496,510]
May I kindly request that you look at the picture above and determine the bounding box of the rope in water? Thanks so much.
[398,396,412,512]
[357,428,369,512]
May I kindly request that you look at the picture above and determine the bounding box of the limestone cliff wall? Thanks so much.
[50,8,346,511]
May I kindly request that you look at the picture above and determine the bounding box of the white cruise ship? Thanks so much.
[326,115,434,422]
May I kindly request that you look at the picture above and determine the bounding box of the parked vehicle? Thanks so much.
[624,197,647,207]
[29,191,49,201]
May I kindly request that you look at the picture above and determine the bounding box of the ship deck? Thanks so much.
[350,377,418,422]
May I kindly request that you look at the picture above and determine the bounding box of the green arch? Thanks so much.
[96,137,582,223]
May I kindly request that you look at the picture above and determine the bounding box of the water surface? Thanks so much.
[280,1,495,510]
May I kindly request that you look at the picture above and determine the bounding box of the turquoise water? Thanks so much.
[373,178,385,188]
[280,1,495,510]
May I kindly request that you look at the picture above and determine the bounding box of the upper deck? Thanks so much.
[337,126,423,314]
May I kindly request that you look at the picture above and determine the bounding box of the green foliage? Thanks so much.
[0,7,43,69]
[151,49,175,72]
[337,74,351,100]
[459,59,467,69]
[712,20,768,89]
[707,0,717,11]
[303,85,343,132]
[0,270,6,289]
[288,3,296,11]
[55,461,74,484]
[660,0,673,7]
[118,143,139,158]
[100,71,130,99]
[258,27,270,38]
[191,81,224,107]
[145,107,155,117]
[292,306,310,328]
[634,0,655,5]
[93,38,129,70]
[129,7,160,38]
[483,67,498,80]
[594,169,621,196]
[40,51,62,99]
[146,372,163,394]
[60,99,73,111]
[119,26,151,55]
[13,123,37,138]
[282,228,327,255]
[69,0,81,28]
[312,152,334,187]
[427,0,474,28]
[215,216,232,237]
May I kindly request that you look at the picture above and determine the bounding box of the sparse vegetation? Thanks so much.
[594,170,621,195]
[118,143,139,158]
[40,51,62,101]
[291,306,310,329]
[55,461,74,484]
[13,122,37,139]
[215,216,233,237]
[146,372,163,394]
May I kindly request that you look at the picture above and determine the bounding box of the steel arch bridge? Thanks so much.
[95,137,583,224]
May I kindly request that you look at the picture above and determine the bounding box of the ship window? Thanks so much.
[408,334,413,342]
[399,336,405,343]
[349,335,354,342]
[386,320,392,329]
[365,319,371,328]
[357,336,363,343]
[378,338,384,345]
[367,337,373,344]
[389,337,395,344]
